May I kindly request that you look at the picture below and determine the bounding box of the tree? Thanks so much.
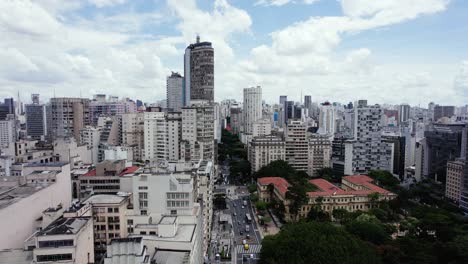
[317,167,342,183]
[260,222,382,264]
[255,160,296,181]
[332,208,350,224]
[248,183,257,193]
[307,207,331,222]
[345,220,389,245]
[368,192,381,208]
[256,201,268,212]
[285,184,308,220]
[368,170,400,192]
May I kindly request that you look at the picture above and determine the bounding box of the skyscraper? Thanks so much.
[243,86,262,134]
[184,36,214,105]
[0,98,14,120]
[318,102,336,136]
[25,94,47,140]
[166,72,184,112]
[433,105,455,121]
[398,104,410,125]
[304,95,312,116]
[49,97,90,141]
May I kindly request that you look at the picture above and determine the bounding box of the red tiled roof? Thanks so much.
[83,169,96,177]
[118,166,139,176]
[307,179,347,197]
[258,177,290,196]
[343,175,392,194]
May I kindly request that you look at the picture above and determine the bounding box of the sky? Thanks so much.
[0,0,467,106]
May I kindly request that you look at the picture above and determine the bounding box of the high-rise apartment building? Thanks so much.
[0,98,14,120]
[182,104,214,161]
[307,134,332,177]
[284,101,295,125]
[230,107,242,134]
[89,97,127,126]
[285,120,308,171]
[167,112,182,161]
[50,98,90,141]
[0,119,15,148]
[25,95,47,140]
[166,72,184,111]
[144,111,167,162]
[398,104,411,125]
[243,86,262,134]
[252,119,272,137]
[352,100,390,173]
[304,95,312,116]
[184,36,214,105]
[445,158,465,203]
[122,112,145,162]
[248,135,285,173]
[318,102,336,136]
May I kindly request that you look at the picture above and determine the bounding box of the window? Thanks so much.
[38,240,73,248]
[140,231,147,235]
[114,208,119,213]
[108,208,113,213]
[127,219,133,225]
[37,254,72,262]
[141,210,147,215]
[170,210,177,215]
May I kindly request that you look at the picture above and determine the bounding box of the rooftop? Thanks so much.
[38,217,91,236]
[153,250,190,264]
[137,224,196,242]
[0,183,53,210]
[0,249,33,264]
[85,194,128,205]
[258,177,290,196]
[159,216,177,225]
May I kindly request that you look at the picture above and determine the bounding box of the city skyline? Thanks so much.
[0,0,467,105]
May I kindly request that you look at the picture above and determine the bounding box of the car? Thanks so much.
[246,234,250,239]
[242,239,247,245]
[238,221,241,225]
[241,206,245,209]
[233,204,236,207]
[240,231,243,235]
[233,212,237,216]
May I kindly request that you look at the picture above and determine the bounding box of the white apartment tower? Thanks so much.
[399,103,411,125]
[318,102,336,136]
[182,104,214,161]
[144,112,168,162]
[0,119,15,148]
[243,86,262,134]
[122,112,145,161]
[166,72,184,112]
[353,100,390,173]
[167,112,182,161]
[285,120,309,172]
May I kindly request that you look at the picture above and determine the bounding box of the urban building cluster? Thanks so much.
[1,35,468,264]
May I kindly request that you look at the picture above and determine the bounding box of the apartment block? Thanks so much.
[248,135,285,173]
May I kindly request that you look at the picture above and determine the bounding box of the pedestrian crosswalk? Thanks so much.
[236,244,262,254]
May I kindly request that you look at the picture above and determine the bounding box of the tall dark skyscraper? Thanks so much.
[0,98,14,120]
[184,36,214,105]
[25,94,47,140]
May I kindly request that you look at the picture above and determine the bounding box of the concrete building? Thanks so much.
[304,95,312,116]
[181,104,214,162]
[80,126,101,164]
[49,98,90,141]
[307,134,332,177]
[248,135,285,173]
[33,217,94,264]
[352,100,390,174]
[0,98,14,120]
[382,134,406,179]
[25,102,47,141]
[144,111,167,162]
[167,112,182,162]
[285,120,308,172]
[85,194,131,262]
[122,112,145,162]
[104,237,149,264]
[167,72,184,112]
[398,104,411,126]
[184,36,214,104]
[434,105,455,121]
[243,86,262,134]
[0,119,15,148]
[423,123,465,182]
[252,119,272,137]
[0,163,72,250]
[318,102,336,136]
[229,107,242,135]
[89,98,127,126]
[258,175,396,221]
[445,159,465,203]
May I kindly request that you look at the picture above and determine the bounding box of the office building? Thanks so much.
[243,86,262,134]
[167,72,184,111]
[248,135,285,173]
[434,105,455,121]
[184,36,214,104]
[167,112,182,161]
[284,101,295,125]
[304,95,312,116]
[89,98,127,126]
[331,137,354,176]
[25,102,47,140]
[252,119,272,137]
[398,104,411,125]
[0,98,14,120]
[104,237,149,264]
[424,123,464,182]
[445,159,465,203]
[382,134,406,179]
[181,104,214,161]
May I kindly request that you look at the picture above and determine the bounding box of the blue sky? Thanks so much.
[0,0,467,105]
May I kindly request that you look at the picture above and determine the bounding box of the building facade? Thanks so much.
[243,86,262,134]
[307,134,332,177]
[248,135,285,173]
[285,120,308,172]
[167,72,184,112]
[184,37,214,104]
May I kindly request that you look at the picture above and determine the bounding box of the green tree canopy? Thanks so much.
[345,220,389,245]
[260,222,382,264]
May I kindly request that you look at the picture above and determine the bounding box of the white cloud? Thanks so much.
[87,0,127,8]
[255,0,320,6]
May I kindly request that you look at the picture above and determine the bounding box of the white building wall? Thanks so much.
[144,112,167,162]
[0,164,72,250]
[243,86,262,134]
[0,119,15,148]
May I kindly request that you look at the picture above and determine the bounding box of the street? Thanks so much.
[209,162,262,264]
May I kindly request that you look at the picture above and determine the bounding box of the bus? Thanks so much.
[245,213,252,223]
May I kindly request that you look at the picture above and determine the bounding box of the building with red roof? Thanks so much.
[257,175,396,221]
